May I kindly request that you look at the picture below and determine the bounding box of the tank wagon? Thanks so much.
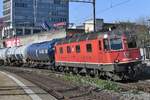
[5,47,19,65]
[26,39,58,67]
[55,31,142,80]
[14,44,32,65]
[0,31,143,80]
[0,48,9,65]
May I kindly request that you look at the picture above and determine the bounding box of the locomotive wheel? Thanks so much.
[127,65,141,81]
[72,68,78,74]
[128,69,138,81]
[104,72,122,81]
[86,69,98,77]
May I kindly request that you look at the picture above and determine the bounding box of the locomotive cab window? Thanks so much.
[127,39,137,48]
[59,47,63,54]
[110,38,123,50]
[103,39,110,50]
[86,44,92,52]
[76,45,80,53]
[67,46,71,53]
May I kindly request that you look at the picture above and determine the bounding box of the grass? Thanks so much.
[59,73,121,92]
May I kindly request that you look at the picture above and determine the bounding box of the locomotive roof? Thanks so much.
[56,30,129,45]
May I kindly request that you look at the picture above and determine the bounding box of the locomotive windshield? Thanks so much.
[110,38,123,50]
[127,39,137,48]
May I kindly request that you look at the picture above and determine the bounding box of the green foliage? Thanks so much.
[61,74,121,92]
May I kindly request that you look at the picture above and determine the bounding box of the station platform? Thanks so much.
[0,71,57,100]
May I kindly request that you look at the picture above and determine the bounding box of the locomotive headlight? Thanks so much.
[104,34,108,38]
[115,59,119,63]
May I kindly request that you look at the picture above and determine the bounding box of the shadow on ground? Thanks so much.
[137,65,150,81]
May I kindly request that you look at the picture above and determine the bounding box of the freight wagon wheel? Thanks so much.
[47,66,54,70]
[64,67,70,73]
[58,66,65,72]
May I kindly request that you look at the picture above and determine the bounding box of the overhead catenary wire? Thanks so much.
[97,0,132,14]
[70,0,132,25]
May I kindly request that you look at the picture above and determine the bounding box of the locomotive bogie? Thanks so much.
[55,60,142,80]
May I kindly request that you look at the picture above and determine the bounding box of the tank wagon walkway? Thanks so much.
[0,71,57,100]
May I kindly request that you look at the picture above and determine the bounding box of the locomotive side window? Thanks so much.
[67,46,71,53]
[86,44,92,52]
[99,41,102,50]
[76,45,80,53]
[59,47,63,54]
[103,39,110,50]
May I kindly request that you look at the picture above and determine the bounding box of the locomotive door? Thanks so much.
[98,40,103,63]
[103,38,111,63]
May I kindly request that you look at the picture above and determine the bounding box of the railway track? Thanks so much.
[0,66,121,100]
[1,66,150,100]
[117,81,150,93]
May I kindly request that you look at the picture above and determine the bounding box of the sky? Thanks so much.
[0,0,150,25]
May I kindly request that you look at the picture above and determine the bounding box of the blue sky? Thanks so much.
[0,0,150,24]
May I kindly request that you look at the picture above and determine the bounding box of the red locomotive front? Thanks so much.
[55,31,142,80]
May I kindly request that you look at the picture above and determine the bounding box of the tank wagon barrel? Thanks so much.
[0,48,9,65]
[6,47,19,64]
[25,39,59,67]
[14,44,32,65]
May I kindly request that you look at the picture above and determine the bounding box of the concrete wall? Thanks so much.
[19,30,66,45]
[2,29,66,47]
[84,19,104,33]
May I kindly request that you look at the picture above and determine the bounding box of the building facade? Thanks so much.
[84,19,104,33]
[0,18,4,39]
[2,0,69,39]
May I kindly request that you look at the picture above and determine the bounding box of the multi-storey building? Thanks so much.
[0,17,4,39]
[2,0,69,38]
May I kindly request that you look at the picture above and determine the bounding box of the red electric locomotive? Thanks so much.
[55,31,142,80]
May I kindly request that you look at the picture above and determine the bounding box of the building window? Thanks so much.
[15,3,27,8]
[76,45,80,53]
[3,0,10,3]
[33,29,41,34]
[54,0,60,4]
[59,47,63,54]
[86,44,92,52]
[16,29,23,36]
[67,46,71,53]
[25,29,31,35]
